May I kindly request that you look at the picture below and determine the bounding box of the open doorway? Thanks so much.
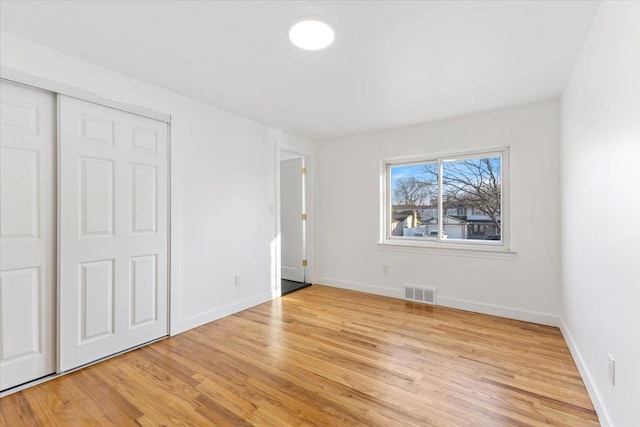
[280,151,310,295]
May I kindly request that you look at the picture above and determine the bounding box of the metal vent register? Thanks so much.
[404,286,436,304]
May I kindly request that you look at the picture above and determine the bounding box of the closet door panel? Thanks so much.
[59,96,168,372]
[0,147,39,238]
[0,80,56,391]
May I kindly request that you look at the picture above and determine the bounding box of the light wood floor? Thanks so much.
[1,285,599,426]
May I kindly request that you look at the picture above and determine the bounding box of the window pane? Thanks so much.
[441,156,501,241]
[390,162,438,238]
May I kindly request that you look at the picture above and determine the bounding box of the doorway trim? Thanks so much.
[1,66,171,123]
[275,145,314,298]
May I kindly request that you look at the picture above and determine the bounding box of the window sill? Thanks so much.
[377,240,517,260]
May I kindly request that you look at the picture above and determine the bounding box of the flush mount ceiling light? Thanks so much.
[289,20,334,50]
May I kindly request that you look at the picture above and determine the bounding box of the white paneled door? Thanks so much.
[280,157,305,283]
[58,96,168,372]
[0,80,56,390]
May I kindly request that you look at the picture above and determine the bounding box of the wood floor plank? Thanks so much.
[0,285,599,426]
[0,391,38,427]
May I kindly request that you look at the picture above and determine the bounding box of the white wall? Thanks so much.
[316,99,562,325]
[561,2,640,426]
[0,33,314,335]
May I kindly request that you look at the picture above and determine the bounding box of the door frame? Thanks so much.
[275,146,314,297]
[279,154,306,283]
[1,67,169,123]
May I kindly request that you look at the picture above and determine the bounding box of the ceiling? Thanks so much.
[0,1,599,141]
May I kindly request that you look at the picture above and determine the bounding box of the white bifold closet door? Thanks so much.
[0,80,56,390]
[58,95,168,372]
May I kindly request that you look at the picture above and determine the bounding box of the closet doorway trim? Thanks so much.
[1,66,171,124]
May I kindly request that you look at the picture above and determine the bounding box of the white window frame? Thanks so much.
[380,147,512,255]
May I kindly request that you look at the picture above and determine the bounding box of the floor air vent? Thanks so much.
[404,285,436,304]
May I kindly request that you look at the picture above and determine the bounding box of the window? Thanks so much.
[384,149,508,249]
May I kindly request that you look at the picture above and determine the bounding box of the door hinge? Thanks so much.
[301,213,307,220]
[302,259,308,266]
[301,167,306,175]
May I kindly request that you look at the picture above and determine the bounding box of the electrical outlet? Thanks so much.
[234,274,241,286]
[608,354,615,386]
[382,265,389,274]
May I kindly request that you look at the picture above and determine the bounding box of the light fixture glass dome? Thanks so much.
[289,20,334,51]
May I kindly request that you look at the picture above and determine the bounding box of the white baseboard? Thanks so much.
[437,296,560,327]
[317,277,404,299]
[559,318,613,427]
[317,277,559,326]
[172,291,273,335]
